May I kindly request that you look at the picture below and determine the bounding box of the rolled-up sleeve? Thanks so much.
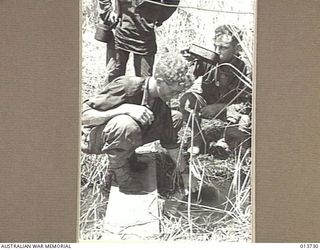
[86,85,126,111]
[85,76,144,111]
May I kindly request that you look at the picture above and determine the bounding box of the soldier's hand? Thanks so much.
[123,104,154,126]
[181,173,198,194]
[181,49,196,62]
[108,11,118,23]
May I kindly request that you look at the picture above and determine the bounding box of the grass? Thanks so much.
[154,144,252,241]
[80,0,254,242]
[80,137,252,241]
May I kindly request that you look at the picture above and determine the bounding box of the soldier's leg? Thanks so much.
[105,44,117,84]
[101,115,144,193]
[105,47,129,84]
[133,53,155,77]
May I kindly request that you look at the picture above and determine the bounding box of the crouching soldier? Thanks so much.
[81,53,197,194]
[180,24,252,157]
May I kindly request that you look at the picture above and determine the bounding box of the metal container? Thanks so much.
[94,22,118,43]
[188,44,220,64]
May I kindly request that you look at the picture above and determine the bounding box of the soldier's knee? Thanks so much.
[103,115,142,149]
[105,115,141,136]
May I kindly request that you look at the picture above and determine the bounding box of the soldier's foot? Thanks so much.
[128,153,149,172]
[118,175,144,194]
[110,163,144,194]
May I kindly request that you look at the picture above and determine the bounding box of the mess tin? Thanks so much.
[94,21,118,43]
[181,44,220,64]
[188,44,220,64]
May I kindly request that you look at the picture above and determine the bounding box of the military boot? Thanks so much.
[109,163,144,194]
[128,152,149,172]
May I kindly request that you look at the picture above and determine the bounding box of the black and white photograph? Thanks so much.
[80,0,255,241]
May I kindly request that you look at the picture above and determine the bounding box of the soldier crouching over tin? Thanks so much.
[81,53,197,194]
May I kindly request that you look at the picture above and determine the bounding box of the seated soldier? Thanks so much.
[180,25,252,157]
[81,53,197,194]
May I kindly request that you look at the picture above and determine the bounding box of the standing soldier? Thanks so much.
[96,0,179,83]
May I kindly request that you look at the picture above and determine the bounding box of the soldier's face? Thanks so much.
[157,68,195,101]
[157,80,184,102]
[157,73,194,102]
[214,37,237,63]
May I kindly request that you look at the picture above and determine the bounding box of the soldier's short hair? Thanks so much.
[215,25,243,46]
[154,53,193,88]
